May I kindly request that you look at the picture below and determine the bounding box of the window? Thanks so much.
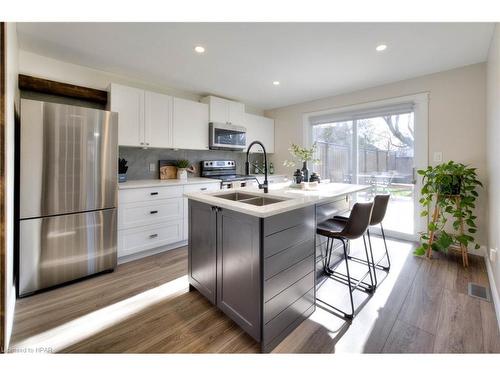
[309,103,416,235]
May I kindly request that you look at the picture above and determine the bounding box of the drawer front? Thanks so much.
[264,254,314,302]
[264,271,314,323]
[264,206,314,236]
[263,287,315,346]
[264,223,314,258]
[264,238,314,280]
[118,220,183,258]
[119,185,183,204]
[119,198,183,229]
[315,197,350,224]
[183,182,220,193]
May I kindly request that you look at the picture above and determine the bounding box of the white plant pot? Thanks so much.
[177,168,188,181]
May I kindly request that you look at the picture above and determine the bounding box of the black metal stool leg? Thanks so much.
[366,229,378,288]
[316,238,356,319]
[341,239,355,319]
[380,223,391,271]
[362,234,375,292]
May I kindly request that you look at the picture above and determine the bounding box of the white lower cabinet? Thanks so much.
[118,198,183,229]
[118,182,220,260]
[118,221,183,258]
[118,186,184,259]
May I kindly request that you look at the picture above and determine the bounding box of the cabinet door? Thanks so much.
[244,113,275,153]
[172,97,209,150]
[261,116,275,153]
[228,100,245,126]
[145,91,173,148]
[110,83,145,146]
[207,96,229,123]
[217,208,261,340]
[188,200,217,304]
[183,183,220,240]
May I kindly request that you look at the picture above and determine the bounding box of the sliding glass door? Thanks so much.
[309,97,427,241]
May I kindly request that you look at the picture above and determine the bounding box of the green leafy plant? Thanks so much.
[176,159,190,169]
[414,161,482,256]
[283,143,321,168]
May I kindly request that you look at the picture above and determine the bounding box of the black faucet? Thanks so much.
[245,141,269,193]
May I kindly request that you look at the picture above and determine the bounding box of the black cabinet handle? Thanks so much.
[150,192,158,196]
[200,187,207,191]
[149,234,158,238]
[150,210,158,214]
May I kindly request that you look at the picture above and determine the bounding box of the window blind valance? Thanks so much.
[309,102,415,126]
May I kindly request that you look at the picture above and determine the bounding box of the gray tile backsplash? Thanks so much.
[119,146,264,180]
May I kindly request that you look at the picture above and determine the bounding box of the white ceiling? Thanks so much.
[17,23,494,110]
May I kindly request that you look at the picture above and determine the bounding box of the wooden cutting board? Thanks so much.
[159,160,177,180]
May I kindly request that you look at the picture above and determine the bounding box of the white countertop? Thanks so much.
[184,182,370,218]
[119,177,221,190]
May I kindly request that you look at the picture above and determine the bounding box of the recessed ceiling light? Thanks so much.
[376,44,387,52]
[194,46,205,54]
[272,81,280,86]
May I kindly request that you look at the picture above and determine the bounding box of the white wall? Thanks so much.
[486,25,500,312]
[18,50,264,116]
[4,22,19,351]
[265,63,488,246]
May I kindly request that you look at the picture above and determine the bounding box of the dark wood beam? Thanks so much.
[18,74,108,105]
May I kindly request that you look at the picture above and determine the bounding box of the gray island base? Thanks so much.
[185,183,368,352]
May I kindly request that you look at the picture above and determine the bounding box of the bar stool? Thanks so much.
[337,194,391,289]
[316,201,375,319]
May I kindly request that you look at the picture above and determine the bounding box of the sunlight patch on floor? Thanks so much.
[10,275,189,353]
[310,237,411,353]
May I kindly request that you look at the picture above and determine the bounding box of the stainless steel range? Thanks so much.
[200,160,255,189]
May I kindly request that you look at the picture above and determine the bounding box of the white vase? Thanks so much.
[177,168,187,180]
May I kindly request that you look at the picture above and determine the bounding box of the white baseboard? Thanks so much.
[117,240,188,265]
[5,284,16,351]
[469,245,487,257]
[484,254,500,330]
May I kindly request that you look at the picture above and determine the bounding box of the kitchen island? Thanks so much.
[184,182,369,352]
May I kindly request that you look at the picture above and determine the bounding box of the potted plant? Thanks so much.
[283,143,320,182]
[118,158,128,183]
[176,159,190,181]
[414,161,482,256]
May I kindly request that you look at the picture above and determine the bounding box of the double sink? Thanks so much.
[215,192,288,206]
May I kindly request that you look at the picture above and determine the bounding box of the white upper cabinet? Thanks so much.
[109,83,173,148]
[145,91,173,148]
[109,83,145,147]
[245,113,275,154]
[172,97,209,150]
[202,96,245,126]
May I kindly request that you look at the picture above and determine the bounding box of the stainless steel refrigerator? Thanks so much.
[18,99,118,296]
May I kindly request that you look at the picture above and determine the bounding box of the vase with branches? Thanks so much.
[283,143,320,182]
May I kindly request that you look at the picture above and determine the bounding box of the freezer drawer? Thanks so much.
[19,208,117,296]
[20,99,118,219]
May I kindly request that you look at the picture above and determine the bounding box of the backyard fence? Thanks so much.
[314,141,413,183]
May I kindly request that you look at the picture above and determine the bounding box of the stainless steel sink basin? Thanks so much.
[215,192,288,206]
[215,192,258,201]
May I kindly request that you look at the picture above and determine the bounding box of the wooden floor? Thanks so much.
[9,236,500,353]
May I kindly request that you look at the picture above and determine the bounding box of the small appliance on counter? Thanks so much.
[200,160,255,189]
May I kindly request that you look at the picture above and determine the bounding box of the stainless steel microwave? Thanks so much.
[209,122,247,151]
